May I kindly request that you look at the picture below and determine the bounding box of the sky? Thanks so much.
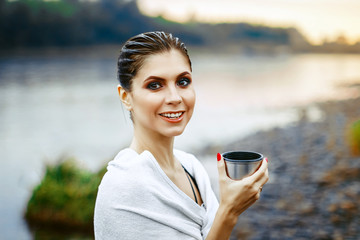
[137,0,360,45]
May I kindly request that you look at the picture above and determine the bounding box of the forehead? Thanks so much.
[137,50,191,79]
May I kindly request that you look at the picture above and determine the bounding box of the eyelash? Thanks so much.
[177,77,191,87]
[146,77,191,90]
[146,82,162,90]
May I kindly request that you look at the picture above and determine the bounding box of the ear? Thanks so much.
[117,85,132,111]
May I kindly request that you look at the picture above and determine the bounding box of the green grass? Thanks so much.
[25,158,106,233]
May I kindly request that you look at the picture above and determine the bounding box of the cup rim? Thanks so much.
[222,150,264,163]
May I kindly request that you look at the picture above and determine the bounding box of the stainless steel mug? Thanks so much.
[222,151,264,180]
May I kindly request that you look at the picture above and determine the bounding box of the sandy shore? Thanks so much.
[197,96,360,239]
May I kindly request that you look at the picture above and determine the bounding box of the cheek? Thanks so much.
[185,89,196,111]
[132,92,163,113]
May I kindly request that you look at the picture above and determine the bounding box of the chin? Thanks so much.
[163,128,186,137]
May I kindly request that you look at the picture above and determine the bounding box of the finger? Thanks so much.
[216,153,228,180]
[255,190,261,200]
[257,159,269,186]
[240,189,261,209]
[260,165,269,186]
[247,157,268,184]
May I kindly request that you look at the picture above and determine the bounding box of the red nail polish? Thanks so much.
[265,157,268,162]
[217,153,221,161]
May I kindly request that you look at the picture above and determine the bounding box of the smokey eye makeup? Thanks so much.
[146,81,163,90]
[144,72,192,91]
[177,77,191,87]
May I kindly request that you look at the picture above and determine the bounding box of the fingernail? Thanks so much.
[265,157,268,162]
[217,153,221,161]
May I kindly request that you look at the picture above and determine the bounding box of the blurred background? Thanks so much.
[1,0,360,239]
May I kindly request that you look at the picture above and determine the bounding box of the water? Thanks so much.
[1,49,360,239]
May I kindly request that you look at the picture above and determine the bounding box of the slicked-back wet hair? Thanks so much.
[117,31,192,91]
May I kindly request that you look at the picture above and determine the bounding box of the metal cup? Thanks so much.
[222,151,264,180]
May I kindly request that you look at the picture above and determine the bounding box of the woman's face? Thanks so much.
[127,49,195,138]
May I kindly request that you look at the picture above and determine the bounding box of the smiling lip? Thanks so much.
[159,111,185,123]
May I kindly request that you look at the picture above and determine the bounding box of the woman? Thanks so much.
[94,31,268,239]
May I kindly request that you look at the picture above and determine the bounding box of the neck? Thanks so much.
[130,127,178,170]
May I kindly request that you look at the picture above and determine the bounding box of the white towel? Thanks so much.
[94,148,219,239]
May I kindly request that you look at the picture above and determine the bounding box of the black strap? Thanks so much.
[182,165,199,204]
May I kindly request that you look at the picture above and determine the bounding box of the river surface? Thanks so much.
[1,49,360,239]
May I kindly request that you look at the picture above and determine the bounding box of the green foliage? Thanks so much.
[25,158,107,232]
[14,0,78,18]
[0,0,149,47]
[348,119,360,156]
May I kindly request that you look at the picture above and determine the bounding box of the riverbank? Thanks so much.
[197,96,360,239]
[24,95,360,239]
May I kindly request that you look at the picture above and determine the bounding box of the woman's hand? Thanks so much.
[217,153,269,218]
[206,154,269,240]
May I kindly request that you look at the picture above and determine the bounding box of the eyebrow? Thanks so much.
[143,71,191,83]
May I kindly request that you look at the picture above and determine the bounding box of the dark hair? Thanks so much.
[117,31,192,91]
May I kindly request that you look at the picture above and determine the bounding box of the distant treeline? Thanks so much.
[0,0,159,48]
[1,0,359,53]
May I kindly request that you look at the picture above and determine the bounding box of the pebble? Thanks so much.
[197,97,360,239]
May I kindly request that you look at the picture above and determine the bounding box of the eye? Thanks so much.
[146,82,162,90]
[177,77,191,87]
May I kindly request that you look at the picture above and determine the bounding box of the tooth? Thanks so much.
[160,112,183,118]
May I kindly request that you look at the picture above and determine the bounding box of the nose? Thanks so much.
[165,85,182,105]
